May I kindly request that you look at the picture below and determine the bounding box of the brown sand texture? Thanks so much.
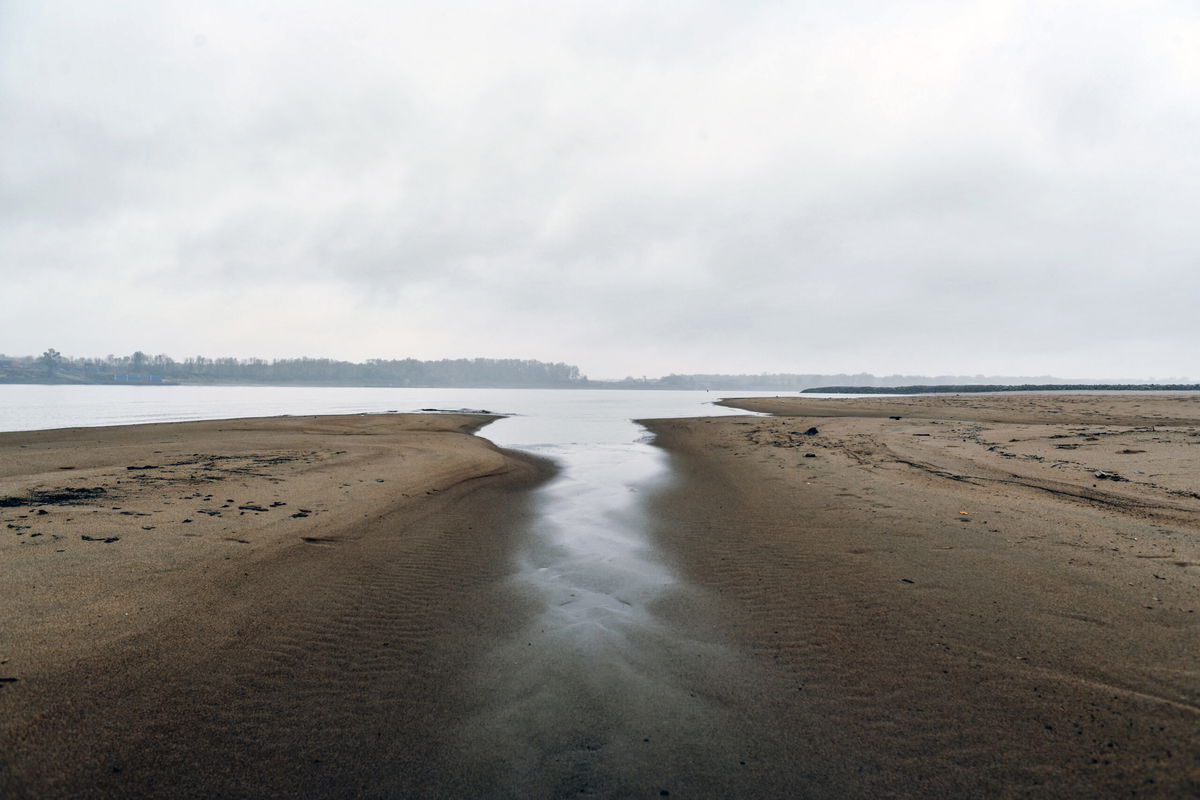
[0,413,551,798]
[639,393,1200,797]
[2,395,1198,798]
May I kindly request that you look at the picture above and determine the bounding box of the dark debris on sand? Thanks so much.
[0,487,108,508]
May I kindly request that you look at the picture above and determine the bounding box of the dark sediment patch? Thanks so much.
[0,487,107,508]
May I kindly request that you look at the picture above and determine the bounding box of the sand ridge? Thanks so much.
[0,413,554,797]
[639,393,1200,797]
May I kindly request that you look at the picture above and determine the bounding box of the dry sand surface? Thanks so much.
[0,413,552,798]
[640,393,1200,798]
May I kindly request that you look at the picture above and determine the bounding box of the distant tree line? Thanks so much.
[653,373,904,390]
[4,354,1191,392]
[601,373,903,390]
[0,350,585,388]
[606,373,1127,391]
[804,384,1200,394]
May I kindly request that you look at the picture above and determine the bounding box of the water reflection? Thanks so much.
[482,394,750,646]
[515,440,673,642]
[464,394,766,796]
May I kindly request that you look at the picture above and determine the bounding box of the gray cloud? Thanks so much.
[2,1,1198,379]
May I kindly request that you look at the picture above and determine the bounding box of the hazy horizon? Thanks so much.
[3,2,1198,380]
[3,347,1196,386]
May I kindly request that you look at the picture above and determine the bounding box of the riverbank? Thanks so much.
[0,413,553,797]
[7,395,1198,797]
[640,393,1200,797]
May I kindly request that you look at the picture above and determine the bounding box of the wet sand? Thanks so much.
[0,413,553,798]
[640,393,1200,797]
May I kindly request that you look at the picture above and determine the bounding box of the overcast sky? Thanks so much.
[2,1,1198,379]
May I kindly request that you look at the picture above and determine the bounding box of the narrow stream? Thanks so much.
[484,402,686,647]
[465,392,769,796]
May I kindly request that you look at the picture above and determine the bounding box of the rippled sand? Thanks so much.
[4,396,1197,797]
[641,392,1200,797]
[0,413,552,798]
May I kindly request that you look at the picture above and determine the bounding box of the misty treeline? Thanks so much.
[7,352,1181,391]
[0,350,584,387]
[644,373,1100,391]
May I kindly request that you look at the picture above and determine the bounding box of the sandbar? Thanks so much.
[0,413,551,797]
[640,392,1200,797]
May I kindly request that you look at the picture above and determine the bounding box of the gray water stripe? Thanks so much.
[455,411,765,796]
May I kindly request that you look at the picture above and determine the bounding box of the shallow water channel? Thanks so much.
[485,391,754,648]
[466,392,772,795]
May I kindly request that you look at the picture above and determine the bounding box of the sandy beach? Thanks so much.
[640,393,1200,797]
[2,395,1198,797]
[0,413,552,798]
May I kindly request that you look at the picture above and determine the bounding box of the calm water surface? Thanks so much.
[471,391,776,793]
